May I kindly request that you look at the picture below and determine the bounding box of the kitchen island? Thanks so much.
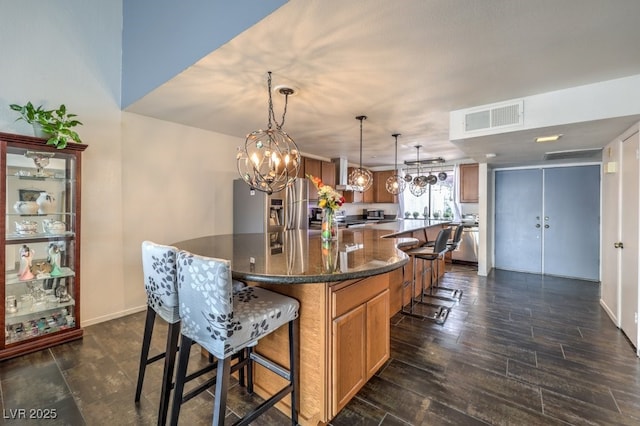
[173,229,412,425]
[172,220,450,424]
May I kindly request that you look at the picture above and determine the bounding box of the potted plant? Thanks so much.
[9,102,83,149]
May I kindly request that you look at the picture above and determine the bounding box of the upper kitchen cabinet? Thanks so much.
[321,160,336,188]
[304,157,321,180]
[0,132,87,360]
[305,157,335,200]
[374,170,396,204]
[459,163,479,203]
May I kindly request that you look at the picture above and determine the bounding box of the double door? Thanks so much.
[495,165,600,280]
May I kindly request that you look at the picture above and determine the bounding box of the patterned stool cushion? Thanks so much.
[176,250,299,359]
[141,241,179,324]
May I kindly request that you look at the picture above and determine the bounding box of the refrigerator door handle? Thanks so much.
[286,184,293,230]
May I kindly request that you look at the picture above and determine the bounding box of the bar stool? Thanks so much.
[170,250,299,426]
[402,227,451,324]
[135,241,240,425]
[423,224,464,301]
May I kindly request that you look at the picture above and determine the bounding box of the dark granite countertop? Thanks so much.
[172,229,414,284]
[373,218,451,238]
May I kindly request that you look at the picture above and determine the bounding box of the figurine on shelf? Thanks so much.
[48,243,62,277]
[18,245,35,281]
[55,283,71,303]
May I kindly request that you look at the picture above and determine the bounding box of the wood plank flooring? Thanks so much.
[1,265,639,425]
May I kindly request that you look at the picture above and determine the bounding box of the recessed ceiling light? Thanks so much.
[535,134,563,143]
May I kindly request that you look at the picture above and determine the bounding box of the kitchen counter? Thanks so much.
[172,230,414,425]
[172,228,409,284]
[374,218,451,238]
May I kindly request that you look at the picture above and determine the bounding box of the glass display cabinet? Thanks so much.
[0,132,87,360]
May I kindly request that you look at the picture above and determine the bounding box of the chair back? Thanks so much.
[451,225,464,246]
[176,250,237,359]
[141,240,179,323]
[433,227,451,255]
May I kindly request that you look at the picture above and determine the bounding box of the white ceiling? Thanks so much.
[126,0,640,169]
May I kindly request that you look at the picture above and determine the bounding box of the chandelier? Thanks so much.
[237,71,300,194]
[385,133,406,195]
[348,115,373,192]
[409,145,428,197]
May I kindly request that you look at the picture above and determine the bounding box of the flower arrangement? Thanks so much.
[307,174,345,212]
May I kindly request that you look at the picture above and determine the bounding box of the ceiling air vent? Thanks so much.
[464,100,524,133]
[543,148,602,161]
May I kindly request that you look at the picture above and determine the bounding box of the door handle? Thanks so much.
[544,224,549,229]
[535,224,541,228]
[614,242,624,249]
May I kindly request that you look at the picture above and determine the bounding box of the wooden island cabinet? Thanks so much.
[330,274,389,415]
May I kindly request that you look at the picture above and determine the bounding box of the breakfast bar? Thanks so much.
[172,220,449,425]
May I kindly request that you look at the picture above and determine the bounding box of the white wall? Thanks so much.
[477,163,492,276]
[0,1,240,325]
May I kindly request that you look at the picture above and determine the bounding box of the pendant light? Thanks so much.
[348,115,373,192]
[237,71,300,195]
[409,145,428,197]
[385,133,406,195]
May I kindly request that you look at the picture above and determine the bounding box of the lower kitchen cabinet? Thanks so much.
[330,274,389,417]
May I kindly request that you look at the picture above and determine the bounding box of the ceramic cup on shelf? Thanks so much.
[14,220,38,234]
[13,201,38,215]
[6,296,18,314]
[36,192,56,214]
[42,219,66,234]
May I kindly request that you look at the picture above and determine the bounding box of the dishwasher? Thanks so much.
[452,225,478,263]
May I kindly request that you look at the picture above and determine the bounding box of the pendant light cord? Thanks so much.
[393,133,400,172]
[357,115,367,170]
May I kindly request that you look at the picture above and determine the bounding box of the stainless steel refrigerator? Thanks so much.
[284,178,309,230]
[233,178,309,234]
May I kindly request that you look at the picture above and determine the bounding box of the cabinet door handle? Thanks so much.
[535,224,541,228]
[614,242,624,249]
[544,224,549,229]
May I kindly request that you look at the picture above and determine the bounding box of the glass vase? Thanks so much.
[321,208,338,242]
[322,239,339,273]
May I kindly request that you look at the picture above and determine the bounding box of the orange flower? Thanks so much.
[307,174,343,212]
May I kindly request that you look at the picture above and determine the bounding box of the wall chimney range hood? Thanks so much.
[331,157,358,191]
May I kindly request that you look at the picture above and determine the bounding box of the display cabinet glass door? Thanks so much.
[4,146,78,345]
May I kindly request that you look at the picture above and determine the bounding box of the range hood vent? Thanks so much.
[543,148,602,161]
[464,99,524,133]
[331,157,357,191]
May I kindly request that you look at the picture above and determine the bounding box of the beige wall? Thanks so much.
[0,1,240,325]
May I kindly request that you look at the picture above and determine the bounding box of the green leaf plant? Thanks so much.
[9,102,83,149]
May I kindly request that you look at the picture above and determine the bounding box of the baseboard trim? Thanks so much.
[81,305,147,327]
[600,299,619,327]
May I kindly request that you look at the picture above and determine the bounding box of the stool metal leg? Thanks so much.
[135,307,156,403]
[427,254,463,302]
[401,254,450,324]
[213,357,231,426]
[158,322,180,426]
[289,319,299,425]
[169,335,192,426]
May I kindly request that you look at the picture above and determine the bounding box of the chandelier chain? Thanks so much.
[267,71,290,130]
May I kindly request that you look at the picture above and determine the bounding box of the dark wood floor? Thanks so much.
[1,265,639,425]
